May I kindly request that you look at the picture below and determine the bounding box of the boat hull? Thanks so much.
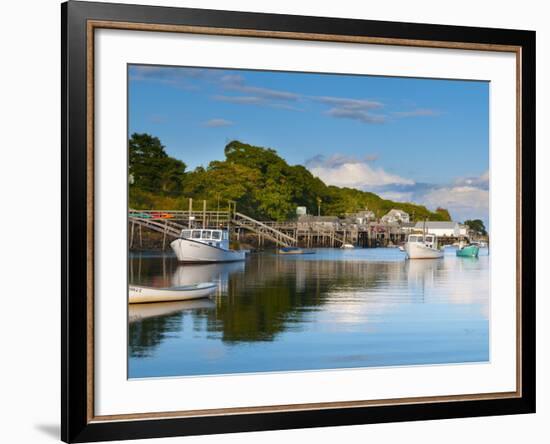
[129,283,217,304]
[456,245,480,257]
[170,238,246,263]
[405,242,443,259]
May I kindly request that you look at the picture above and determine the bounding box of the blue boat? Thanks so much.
[456,245,480,258]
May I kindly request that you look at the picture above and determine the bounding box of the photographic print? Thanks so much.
[127,65,490,379]
[62,3,535,440]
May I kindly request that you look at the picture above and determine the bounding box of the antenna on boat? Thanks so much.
[423,217,427,241]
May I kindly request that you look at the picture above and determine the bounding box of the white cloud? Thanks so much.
[312,96,387,124]
[307,155,414,188]
[204,118,233,127]
[392,108,441,118]
[220,74,300,101]
[312,96,383,110]
[453,170,489,188]
[326,108,386,124]
[377,190,414,202]
[422,186,489,212]
[353,170,490,224]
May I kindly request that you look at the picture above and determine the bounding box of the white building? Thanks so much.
[458,224,469,237]
[413,221,465,237]
[296,206,307,216]
[381,209,410,224]
[297,215,340,229]
[350,209,376,225]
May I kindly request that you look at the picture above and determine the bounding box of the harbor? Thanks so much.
[128,246,490,377]
[129,199,488,251]
[125,66,491,379]
[128,201,490,376]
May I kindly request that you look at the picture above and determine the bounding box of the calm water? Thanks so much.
[128,248,490,378]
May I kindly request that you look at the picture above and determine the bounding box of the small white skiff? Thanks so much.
[129,282,217,304]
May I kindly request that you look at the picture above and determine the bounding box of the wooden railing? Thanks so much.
[232,212,297,247]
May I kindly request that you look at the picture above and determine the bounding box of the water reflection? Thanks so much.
[128,249,490,377]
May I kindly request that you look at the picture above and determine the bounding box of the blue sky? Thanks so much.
[128,64,489,225]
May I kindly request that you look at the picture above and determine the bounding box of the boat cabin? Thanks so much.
[180,229,229,249]
[407,234,439,250]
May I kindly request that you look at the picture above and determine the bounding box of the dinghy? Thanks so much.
[129,282,217,304]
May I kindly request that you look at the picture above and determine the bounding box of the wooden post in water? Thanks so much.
[216,195,220,227]
[189,198,193,229]
[130,220,135,248]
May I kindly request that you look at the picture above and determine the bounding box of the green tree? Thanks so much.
[128,135,453,221]
[129,133,186,195]
[463,219,487,235]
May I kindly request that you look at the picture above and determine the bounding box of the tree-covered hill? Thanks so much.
[129,134,451,222]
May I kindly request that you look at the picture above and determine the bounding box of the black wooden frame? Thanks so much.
[62,1,536,442]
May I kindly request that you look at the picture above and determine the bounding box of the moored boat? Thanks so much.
[404,233,443,259]
[171,228,247,263]
[340,243,355,249]
[129,282,217,304]
[456,244,480,258]
[279,247,314,255]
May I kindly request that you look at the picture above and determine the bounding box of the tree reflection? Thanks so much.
[128,253,407,354]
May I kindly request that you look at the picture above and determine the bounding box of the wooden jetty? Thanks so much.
[128,199,470,250]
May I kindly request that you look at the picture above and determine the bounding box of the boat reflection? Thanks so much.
[129,298,216,323]
[171,261,245,291]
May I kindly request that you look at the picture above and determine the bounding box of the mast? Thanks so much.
[423,217,426,240]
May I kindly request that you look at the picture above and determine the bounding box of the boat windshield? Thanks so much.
[408,235,423,243]
[182,229,225,241]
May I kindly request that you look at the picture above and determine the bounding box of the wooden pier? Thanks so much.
[128,199,471,250]
[130,214,403,250]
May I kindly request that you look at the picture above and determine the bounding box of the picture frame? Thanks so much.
[61,1,536,442]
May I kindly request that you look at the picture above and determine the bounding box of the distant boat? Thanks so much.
[340,243,355,249]
[171,228,247,263]
[471,240,488,248]
[456,244,480,258]
[404,233,443,259]
[129,282,217,304]
[279,246,314,255]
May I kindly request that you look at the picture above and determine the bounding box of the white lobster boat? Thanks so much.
[404,233,443,259]
[129,282,217,304]
[170,228,247,263]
